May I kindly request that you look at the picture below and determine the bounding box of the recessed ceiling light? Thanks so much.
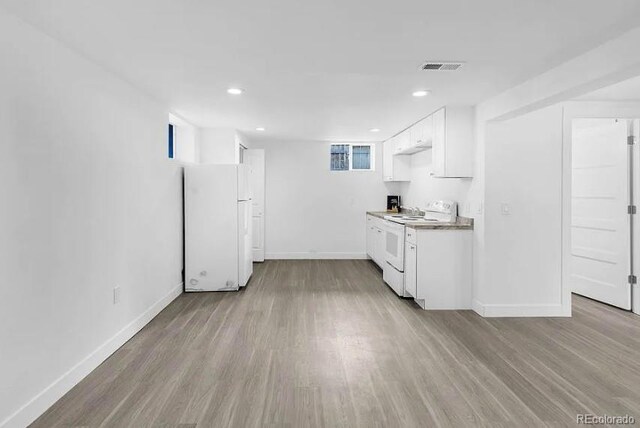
[369,128,381,132]
[227,87,244,95]
[256,127,265,131]
[412,90,430,97]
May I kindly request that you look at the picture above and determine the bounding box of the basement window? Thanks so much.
[168,123,175,159]
[330,143,374,171]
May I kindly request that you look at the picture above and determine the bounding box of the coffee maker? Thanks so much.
[387,195,401,212]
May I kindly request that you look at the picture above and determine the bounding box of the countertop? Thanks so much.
[366,211,474,230]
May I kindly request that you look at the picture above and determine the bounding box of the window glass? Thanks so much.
[352,145,371,169]
[330,144,350,171]
[168,124,175,159]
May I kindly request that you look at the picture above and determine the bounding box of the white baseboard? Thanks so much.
[1,283,183,428]
[265,252,368,260]
[472,300,569,317]
[472,299,485,316]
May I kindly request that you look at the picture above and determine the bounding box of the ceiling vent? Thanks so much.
[419,61,465,71]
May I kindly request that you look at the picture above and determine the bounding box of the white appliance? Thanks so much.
[382,200,458,297]
[184,164,253,292]
[383,220,407,296]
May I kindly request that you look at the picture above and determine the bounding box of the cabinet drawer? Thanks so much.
[405,227,417,245]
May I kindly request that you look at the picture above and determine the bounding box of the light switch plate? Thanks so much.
[501,203,511,215]
[113,286,121,304]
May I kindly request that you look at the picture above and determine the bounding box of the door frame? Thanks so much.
[562,101,640,315]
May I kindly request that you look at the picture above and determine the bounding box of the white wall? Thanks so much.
[478,105,565,316]
[198,128,250,164]
[0,11,183,427]
[400,150,473,214]
[248,139,401,258]
[470,26,640,317]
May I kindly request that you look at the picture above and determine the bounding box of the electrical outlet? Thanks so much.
[501,203,511,216]
[113,286,121,304]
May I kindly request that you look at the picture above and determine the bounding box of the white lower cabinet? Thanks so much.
[404,241,417,298]
[374,227,385,267]
[409,229,473,309]
[366,215,386,268]
[366,223,376,259]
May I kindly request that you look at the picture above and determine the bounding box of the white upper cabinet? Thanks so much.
[394,116,434,155]
[424,115,435,146]
[384,105,473,182]
[394,129,411,154]
[431,106,474,178]
[383,136,411,182]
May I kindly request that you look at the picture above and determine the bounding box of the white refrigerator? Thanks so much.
[184,164,253,292]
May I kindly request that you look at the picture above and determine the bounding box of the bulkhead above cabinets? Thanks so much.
[382,106,474,181]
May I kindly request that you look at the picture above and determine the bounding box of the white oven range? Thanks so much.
[381,200,458,297]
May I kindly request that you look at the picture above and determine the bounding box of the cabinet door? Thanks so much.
[409,123,422,148]
[366,225,375,259]
[395,130,410,154]
[374,227,385,267]
[404,242,417,298]
[432,108,446,177]
[384,136,411,182]
[421,115,434,147]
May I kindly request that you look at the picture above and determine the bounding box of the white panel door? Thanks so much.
[251,214,265,262]
[571,118,631,310]
[246,149,265,261]
[246,149,265,209]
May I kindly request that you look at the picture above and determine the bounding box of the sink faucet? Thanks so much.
[400,206,423,216]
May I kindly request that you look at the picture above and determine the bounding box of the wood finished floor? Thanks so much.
[32,260,640,427]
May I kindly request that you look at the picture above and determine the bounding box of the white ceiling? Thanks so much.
[577,75,640,102]
[2,0,640,141]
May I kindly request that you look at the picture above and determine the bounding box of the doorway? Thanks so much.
[569,118,637,310]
